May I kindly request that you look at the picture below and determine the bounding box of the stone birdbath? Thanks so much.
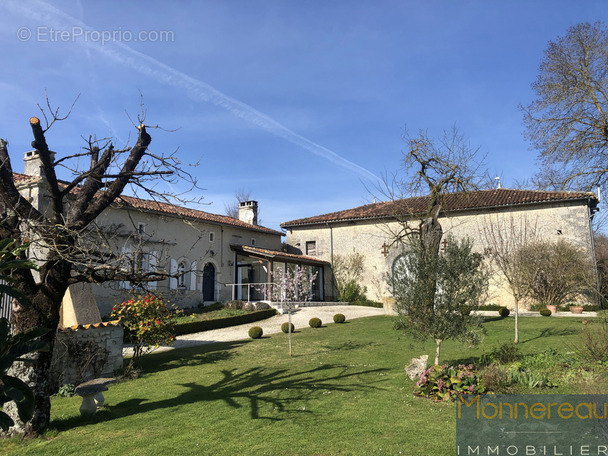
[75,377,116,416]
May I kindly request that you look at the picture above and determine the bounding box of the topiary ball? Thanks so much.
[499,307,510,318]
[461,307,471,316]
[281,322,295,333]
[248,326,263,339]
[333,313,346,323]
[309,317,322,328]
[540,308,552,317]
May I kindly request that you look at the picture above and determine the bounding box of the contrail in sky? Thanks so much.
[6,0,382,184]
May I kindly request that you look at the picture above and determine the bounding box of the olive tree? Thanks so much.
[392,236,488,365]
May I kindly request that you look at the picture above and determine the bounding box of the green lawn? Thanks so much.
[2,316,605,456]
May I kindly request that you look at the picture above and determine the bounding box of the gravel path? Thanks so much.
[123,305,386,356]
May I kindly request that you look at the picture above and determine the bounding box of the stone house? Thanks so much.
[14,151,330,317]
[281,189,599,309]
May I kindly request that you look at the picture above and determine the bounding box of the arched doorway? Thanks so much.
[202,263,216,302]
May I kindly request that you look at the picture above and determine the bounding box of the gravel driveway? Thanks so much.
[123,305,386,356]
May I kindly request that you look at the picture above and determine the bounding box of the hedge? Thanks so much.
[173,308,277,336]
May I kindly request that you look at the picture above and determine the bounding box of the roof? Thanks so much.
[231,244,329,265]
[12,172,283,236]
[281,188,598,228]
[115,195,283,236]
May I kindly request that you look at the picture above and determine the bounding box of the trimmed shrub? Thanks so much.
[248,326,263,339]
[226,300,245,310]
[460,307,471,316]
[333,314,346,323]
[254,301,270,310]
[309,317,322,328]
[281,322,295,333]
[540,308,552,317]
[499,307,510,318]
[243,302,256,311]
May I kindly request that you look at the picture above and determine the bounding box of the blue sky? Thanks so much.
[0,1,606,230]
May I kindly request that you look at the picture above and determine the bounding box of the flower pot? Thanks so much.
[546,305,557,314]
[570,305,583,314]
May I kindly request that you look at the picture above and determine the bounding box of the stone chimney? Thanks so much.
[238,201,258,225]
[24,150,55,178]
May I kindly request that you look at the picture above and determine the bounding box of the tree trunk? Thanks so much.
[6,271,66,437]
[514,299,519,344]
[434,338,442,365]
[288,309,293,357]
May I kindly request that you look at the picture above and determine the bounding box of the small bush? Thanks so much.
[499,307,510,318]
[414,364,484,401]
[226,300,245,310]
[248,326,263,339]
[480,343,522,365]
[309,317,322,328]
[480,364,512,394]
[333,314,346,323]
[57,383,76,397]
[540,308,552,317]
[460,307,471,316]
[281,322,295,333]
[254,302,270,310]
[478,304,502,311]
[243,302,256,311]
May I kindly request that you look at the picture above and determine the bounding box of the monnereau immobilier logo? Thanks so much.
[456,394,608,456]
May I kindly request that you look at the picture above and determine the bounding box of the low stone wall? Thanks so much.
[50,322,123,390]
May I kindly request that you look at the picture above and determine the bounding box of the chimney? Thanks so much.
[239,201,258,225]
[24,150,55,178]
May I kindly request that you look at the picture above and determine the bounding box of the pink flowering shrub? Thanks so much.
[111,294,182,371]
[413,364,484,401]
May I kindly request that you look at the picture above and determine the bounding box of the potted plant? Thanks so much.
[569,304,583,314]
[546,304,557,314]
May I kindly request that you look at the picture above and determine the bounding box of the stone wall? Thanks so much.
[50,322,123,390]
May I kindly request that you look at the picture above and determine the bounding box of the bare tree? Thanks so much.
[224,189,261,222]
[383,126,486,254]
[519,239,595,309]
[0,101,198,436]
[480,215,539,344]
[384,127,487,360]
[523,22,608,190]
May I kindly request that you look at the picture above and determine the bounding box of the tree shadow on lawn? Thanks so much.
[49,364,388,431]
[135,340,250,375]
[519,327,578,345]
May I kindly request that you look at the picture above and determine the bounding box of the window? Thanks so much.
[209,232,215,243]
[177,261,187,288]
[251,238,256,246]
[306,241,316,256]
[137,223,146,235]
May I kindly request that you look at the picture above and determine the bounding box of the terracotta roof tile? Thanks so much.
[231,244,329,264]
[60,320,122,331]
[281,188,598,228]
[115,195,283,236]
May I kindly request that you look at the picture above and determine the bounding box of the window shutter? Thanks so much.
[169,258,178,290]
[148,251,157,290]
[190,261,197,291]
[120,246,132,289]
